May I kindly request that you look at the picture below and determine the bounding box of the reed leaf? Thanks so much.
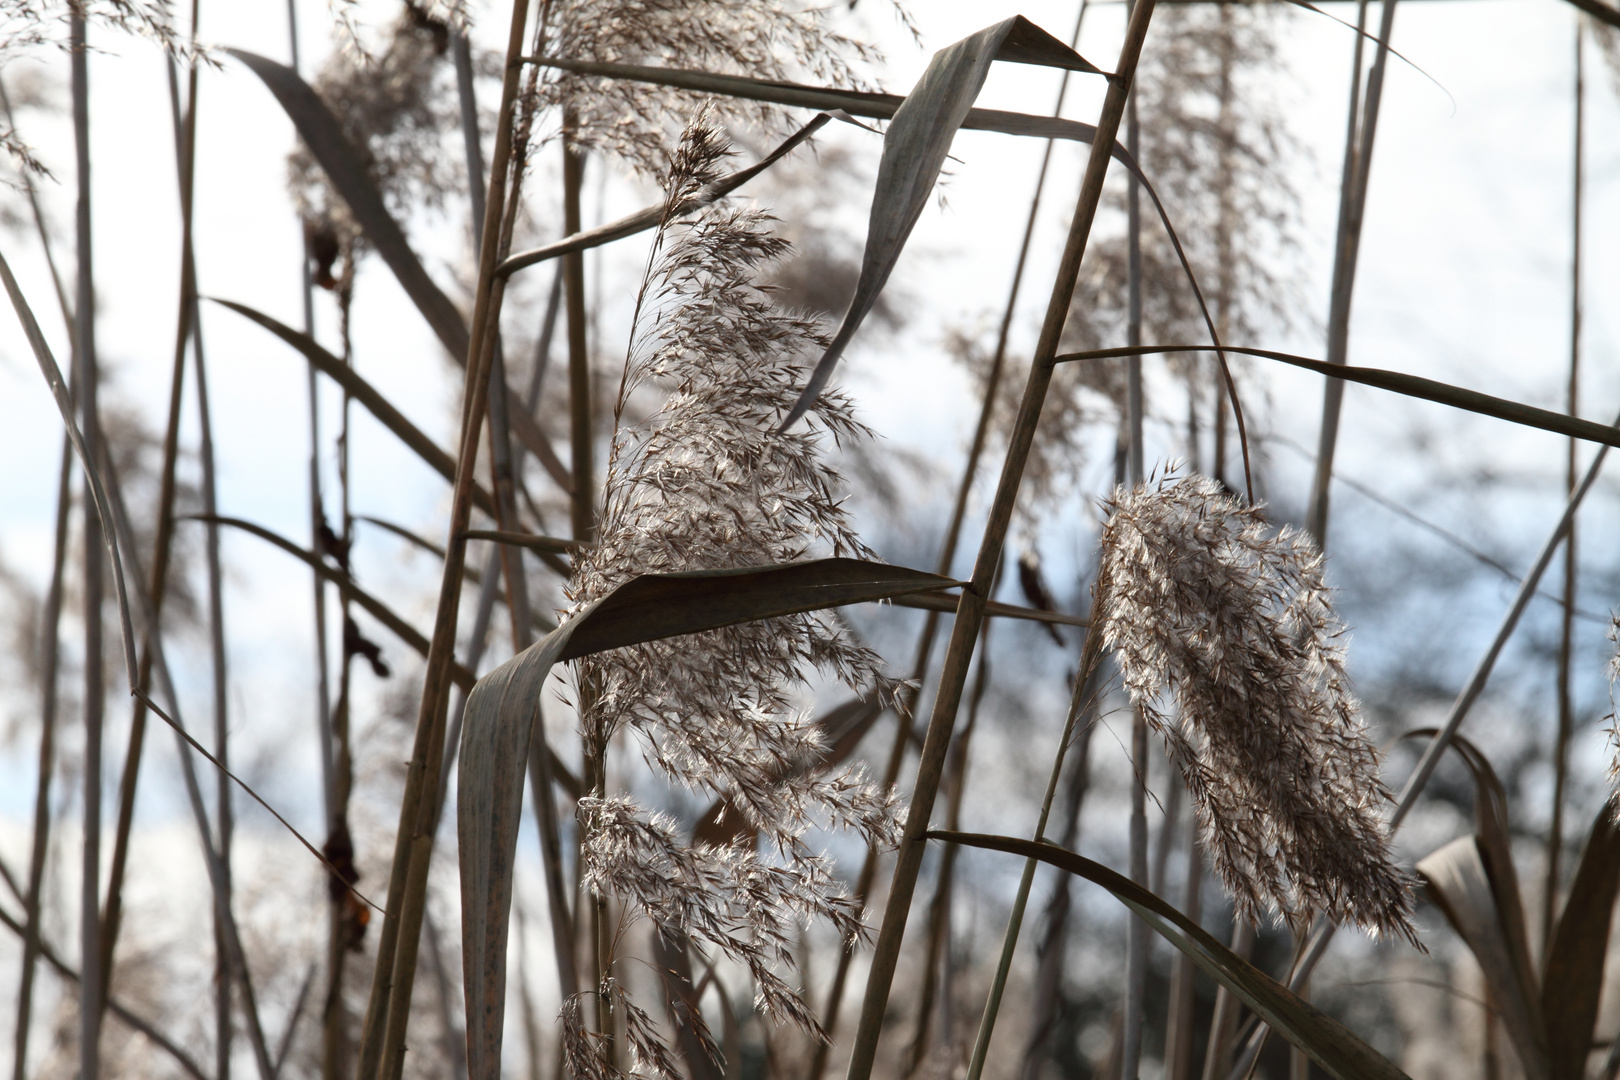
[930,832,1413,1080]
[1542,805,1620,1080]
[497,110,837,279]
[1057,345,1620,448]
[781,16,1102,428]
[226,49,468,359]
[212,298,566,504]
[1417,837,1548,1080]
[458,557,950,1080]
[526,55,1116,143]
[884,589,1087,627]
[1407,727,1546,1078]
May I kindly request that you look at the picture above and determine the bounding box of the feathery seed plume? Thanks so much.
[1096,473,1417,943]
[561,108,901,1080]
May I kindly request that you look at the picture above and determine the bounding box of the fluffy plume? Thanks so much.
[561,110,901,1079]
[288,2,463,278]
[533,0,910,175]
[1096,473,1417,943]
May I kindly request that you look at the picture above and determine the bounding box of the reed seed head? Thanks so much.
[1097,473,1417,944]
[560,110,901,1079]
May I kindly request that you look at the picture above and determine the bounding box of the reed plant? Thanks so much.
[6,4,1620,1080]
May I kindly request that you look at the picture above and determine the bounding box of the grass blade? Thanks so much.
[458,558,952,1080]
[1417,837,1548,1080]
[1056,345,1620,449]
[1542,806,1620,1080]
[523,56,1112,142]
[497,111,835,279]
[781,16,1100,428]
[933,832,1414,1080]
[212,299,537,508]
[226,48,469,361]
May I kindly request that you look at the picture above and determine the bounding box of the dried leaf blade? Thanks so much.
[459,557,952,1079]
[781,17,1099,428]
[931,831,1413,1080]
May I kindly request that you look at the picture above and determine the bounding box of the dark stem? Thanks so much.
[358,5,536,1078]
[1544,17,1582,953]
[1305,0,1393,548]
[841,8,1161,1073]
[71,14,104,1079]
[806,6,1091,1068]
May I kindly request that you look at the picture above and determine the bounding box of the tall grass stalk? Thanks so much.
[3,65,73,1080]
[96,38,197,1040]
[70,14,106,1077]
[964,620,1106,1080]
[1306,0,1397,546]
[809,10,1089,1069]
[844,8,1160,1074]
[906,602,997,1072]
[12,429,70,1080]
[1018,656,1102,1080]
[450,21,578,1013]
[286,0,336,848]
[357,5,535,1078]
[564,118,592,544]
[1544,19,1583,953]
[1123,38,1148,1072]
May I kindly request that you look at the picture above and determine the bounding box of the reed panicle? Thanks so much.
[534,0,904,175]
[289,3,463,274]
[561,111,901,1080]
[1096,472,1417,944]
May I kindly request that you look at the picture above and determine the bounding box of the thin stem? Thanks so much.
[965,622,1107,1080]
[843,9,1160,1073]
[290,0,336,850]
[1017,659,1102,1080]
[4,62,73,1080]
[71,14,105,1078]
[196,286,235,1080]
[96,41,198,1033]
[564,118,593,543]
[1122,38,1148,1072]
[906,606,997,1072]
[13,428,71,1080]
[358,5,535,1078]
[808,8,1089,1069]
[1306,0,1394,547]
[1200,921,1254,1080]
[1162,835,1202,1080]
[1544,18,1582,954]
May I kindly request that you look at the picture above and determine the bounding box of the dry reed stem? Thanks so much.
[807,8,1090,1066]
[355,4,534,1079]
[1306,0,1399,545]
[842,5,1160,1075]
